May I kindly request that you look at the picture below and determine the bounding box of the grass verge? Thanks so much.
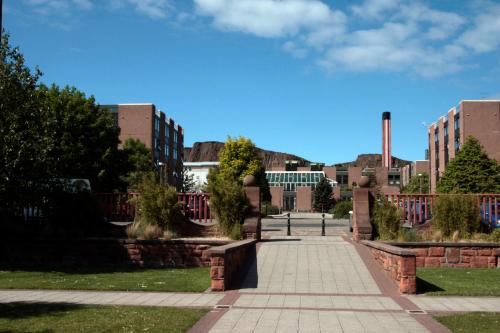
[0,303,207,333]
[417,268,500,296]
[434,312,500,333]
[0,267,210,292]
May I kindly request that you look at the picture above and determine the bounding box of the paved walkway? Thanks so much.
[207,231,435,333]
[2,218,499,333]
[0,290,223,307]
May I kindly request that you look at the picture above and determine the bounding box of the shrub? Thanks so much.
[330,200,353,219]
[261,202,280,217]
[372,197,401,240]
[398,228,418,242]
[431,195,481,238]
[126,222,140,239]
[489,229,500,242]
[133,175,185,234]
[206,169,248,239]
[141,224,163,240]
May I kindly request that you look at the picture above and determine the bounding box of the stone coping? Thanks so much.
[5,238,231,246]
[385,241,500,247]
[361,240,415,257]
[207,239,256,255]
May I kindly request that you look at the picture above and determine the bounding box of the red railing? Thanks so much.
[95,192,139,222]
[385,193,500,227]
[95,192,213,224]
[178,192,213,224]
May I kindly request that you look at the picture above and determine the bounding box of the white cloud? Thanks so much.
[194,0,346,39]
[283,41,308,58]
[351,0,400,20]
[126,0,173,19]
[458,3,500,53]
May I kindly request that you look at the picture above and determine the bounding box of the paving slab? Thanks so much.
[407,296,500,312]
[0,290,223,308]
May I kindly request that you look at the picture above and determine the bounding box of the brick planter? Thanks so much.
[208,239,257,291]
[389,242,500,269]
[362,240,417,294]
[0,238,230,268]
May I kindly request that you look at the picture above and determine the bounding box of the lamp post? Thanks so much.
[158,162,165,185]
[418,173,422,194]
[1,0,3,42]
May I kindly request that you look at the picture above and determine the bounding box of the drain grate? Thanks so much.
[214,305,231,309]
[406,309,427,314]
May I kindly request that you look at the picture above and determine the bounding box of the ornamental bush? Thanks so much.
[329,200,352,219]
[371,197,401,240]
[133,174,184,236]
[431,194,481,238]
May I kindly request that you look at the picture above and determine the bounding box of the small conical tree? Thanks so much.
[437,136,500,193]
[313,177,334,212]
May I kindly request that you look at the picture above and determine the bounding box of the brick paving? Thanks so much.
[0,290,223,307]
[407,295,500,312]
[207,231,434,333]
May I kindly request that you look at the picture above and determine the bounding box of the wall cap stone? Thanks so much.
[387,241,500,248]
[207,239,257,255]
[361,240,416,257]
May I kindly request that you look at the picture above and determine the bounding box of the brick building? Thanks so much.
[428,100,500,192]
[400,160,430,189]
[102,103,184,190]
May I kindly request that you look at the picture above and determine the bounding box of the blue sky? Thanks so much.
[3,0,500,164]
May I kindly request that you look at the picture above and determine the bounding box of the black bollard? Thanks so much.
[321,213,325,236]
[287,212,291,236]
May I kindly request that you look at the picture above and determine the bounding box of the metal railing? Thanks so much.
[177,193,213,224]
[385,193,500,227]
[95,192,139,222]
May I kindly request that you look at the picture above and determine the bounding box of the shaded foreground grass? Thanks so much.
[434,312,500,333]
[417,268,500,296]
[0,303,207,333]
[0,267,210,292]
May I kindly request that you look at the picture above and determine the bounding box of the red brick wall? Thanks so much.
[118,104,155,149]
[370,248,416,294]
[0,239,229,268]
[400,244,500,269]
[296,187,312,212]
[209,239,256,291]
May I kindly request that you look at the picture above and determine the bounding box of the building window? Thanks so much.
[388,174,400,186]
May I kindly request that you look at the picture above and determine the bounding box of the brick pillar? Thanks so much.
[352,187,373,241]
[243,175,261,240]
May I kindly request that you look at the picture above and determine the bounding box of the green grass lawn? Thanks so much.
[434,312,500,333]
[417,268,500,296]
[0,303,207,333]
[0,267,210,292]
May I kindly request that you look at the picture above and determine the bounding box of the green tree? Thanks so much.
[0,33,47,210]
[181,170,196,193]
[122,138,153,190]
[218,136,261,181]
[402,173,429,193]
[38,84,125,192]
[313,177,334,212]
[437,136,500,193]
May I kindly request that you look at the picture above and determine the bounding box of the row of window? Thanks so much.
[266,172,325,184]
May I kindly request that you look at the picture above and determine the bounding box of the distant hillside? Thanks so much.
[334,154,411,168]
[184,141,310,169]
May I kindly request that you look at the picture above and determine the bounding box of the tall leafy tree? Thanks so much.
[122,138,153,190]
[313,177,334,212]
[402,173,429,193]
[218,136,261,181]
[0,33,47,207]
[437,136,500,193]
[39,84,126,192]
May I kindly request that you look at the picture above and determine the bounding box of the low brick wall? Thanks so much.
[362,240,416,294]
[209,239,257,291]
[0,238,230,268]
[389,242,500,269]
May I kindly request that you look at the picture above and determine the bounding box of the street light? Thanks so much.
[418,173,423,193]
[158,162,165,185]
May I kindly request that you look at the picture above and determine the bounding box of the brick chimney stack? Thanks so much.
[382,112,392,169]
